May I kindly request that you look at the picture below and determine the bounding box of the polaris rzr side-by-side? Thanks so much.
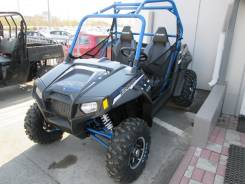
[24,0,197,183]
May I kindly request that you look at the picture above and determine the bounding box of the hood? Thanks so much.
[36,58,136,105]
[45,64,111,99]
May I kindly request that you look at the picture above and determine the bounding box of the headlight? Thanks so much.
[36,87,42,99]
[81,102,98,114]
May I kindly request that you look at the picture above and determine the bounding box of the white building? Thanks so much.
[129,0,245,146]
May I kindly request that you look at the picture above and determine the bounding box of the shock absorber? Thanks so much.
[101,113,113,131]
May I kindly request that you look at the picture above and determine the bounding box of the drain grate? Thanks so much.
[225,145,245,184]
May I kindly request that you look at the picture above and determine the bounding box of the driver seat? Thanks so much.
[112,26,136,65]
[141,27,171,78]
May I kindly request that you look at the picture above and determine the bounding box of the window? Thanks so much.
[33,32,38,37]
[26,32,33,36]
[79,36,89,45]
[50,31,60,35]
[38,33,45,38]
[62,31,68,36]
[96,37,105,44]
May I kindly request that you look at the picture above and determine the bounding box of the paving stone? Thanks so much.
[191,168,204,182]
[196,158,217,173]
[194,148,202,157]
[219,155,228,166]
[206,143,222,153]
[215,138,224,145]
[226,129,240,144]
[216,164,226,176]
[221,146,229,156]
[240,133,245,145]
[214,175,224,184]
[180,176,189,184]
[223,142,230,147]
[190,156,198,167]
[240,133,245,140]
[209,152,220,163]
[215,130,226,144]
[184,166,194,178]
[202,171,215,184]
[200,149,211,159]
[189,179,202,184]
[209,135,216,143]
[211,127,220,138]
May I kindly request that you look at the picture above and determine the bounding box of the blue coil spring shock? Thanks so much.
[101,114,113,131]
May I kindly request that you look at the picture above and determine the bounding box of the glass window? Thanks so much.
[79,36,89,45]
[62,32,68,36]
[27,32,32,36]
[50,31,59,35]
[38,33,45,37]
[33,32,38,37]
[96,37,105,44]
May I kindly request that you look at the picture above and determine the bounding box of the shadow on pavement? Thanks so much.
[0,83,33,109]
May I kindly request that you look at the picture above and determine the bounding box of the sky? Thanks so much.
[2,0,119,20]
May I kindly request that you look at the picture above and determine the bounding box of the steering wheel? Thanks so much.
[120,47,148,62]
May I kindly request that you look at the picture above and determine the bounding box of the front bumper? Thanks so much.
[33,86,106,137]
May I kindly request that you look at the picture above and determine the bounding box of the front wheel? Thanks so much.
[24,103,63,144]
[106,118,151,183]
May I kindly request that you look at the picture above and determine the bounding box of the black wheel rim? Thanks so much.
[189,79,197,100]
[43,121,59,133]
[129,137,146,170]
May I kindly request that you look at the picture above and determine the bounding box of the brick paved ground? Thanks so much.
[169,115,243,184]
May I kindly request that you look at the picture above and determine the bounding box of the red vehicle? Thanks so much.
[65,33,110,58]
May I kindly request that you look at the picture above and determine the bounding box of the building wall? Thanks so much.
[192,0,232,90]
[223,0,245,115]
[153,0,200,57]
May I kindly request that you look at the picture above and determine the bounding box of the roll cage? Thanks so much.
[68,0,183,70]
[0,12,27,39]
[0,12,27,59]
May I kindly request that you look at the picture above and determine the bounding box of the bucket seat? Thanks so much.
[141,27,172,78]
[112,26,136,65]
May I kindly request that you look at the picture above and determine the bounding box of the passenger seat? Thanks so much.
[141,27,171,78]
[0,38,17,64]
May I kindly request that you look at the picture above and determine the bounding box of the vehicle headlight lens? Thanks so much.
[81,102,98,114]
[36,87,42,99]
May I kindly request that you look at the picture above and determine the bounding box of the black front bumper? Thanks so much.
[33,89,89,138]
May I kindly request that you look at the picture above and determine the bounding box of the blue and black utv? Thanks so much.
[24,0,197,182]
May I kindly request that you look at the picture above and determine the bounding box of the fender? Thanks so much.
[112,88,153,126]
[173,44,192,97]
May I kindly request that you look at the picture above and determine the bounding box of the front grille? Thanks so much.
[47,99,70,118]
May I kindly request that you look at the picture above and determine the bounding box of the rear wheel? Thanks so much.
[173,69,197,107]
[106,118,151,183]
[24,103,63,144]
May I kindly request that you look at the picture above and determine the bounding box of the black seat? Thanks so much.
[112,26,136,65]
[0,38,17,55]
[141,27,172,78]
[0,38,18,65]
